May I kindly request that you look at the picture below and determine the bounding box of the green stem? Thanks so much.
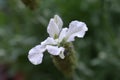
[52,43,77,79]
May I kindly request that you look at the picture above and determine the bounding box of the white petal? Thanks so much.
[59,52,65,59]
[47,19,60,38]
[58,28,68,43]
[54,15,63,30]
[28,45,45,65]
[67,31,85,42]
[46,45,65,56]
[66,20,88,42]
[41,37,57,46]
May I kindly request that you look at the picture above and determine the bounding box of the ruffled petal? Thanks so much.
[66,20,88,42]
[47,19,60,38]
[41,37,57,46]
[46,45,65,56]
[58,28,68,43]
[54,15,63,30]
[28,45,45,65]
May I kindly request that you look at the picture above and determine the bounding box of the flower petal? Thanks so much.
[54,15,63,30]
[59,52,65,59]
[46,45,65,56]
[66,20,88,42]
[47,19,60,38]
[28,45,45,65]
[41,37,57,46]
[58,28,68,43]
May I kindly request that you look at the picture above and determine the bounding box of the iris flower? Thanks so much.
[28,15,88,65]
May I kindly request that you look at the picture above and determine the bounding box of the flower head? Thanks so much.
[28,15,88,65]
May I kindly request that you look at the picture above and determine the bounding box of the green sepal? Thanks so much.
[52,43,77,79]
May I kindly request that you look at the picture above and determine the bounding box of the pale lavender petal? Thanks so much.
[66,20,88,42]
[47,19,59,38]
[46,45,65,56]
[54,15,63,30]
[58,28,68,43]
[41,37,57,46]
[59,52,65,59]
[28,45,45,65]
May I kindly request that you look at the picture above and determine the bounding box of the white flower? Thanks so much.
[28,15,88,65]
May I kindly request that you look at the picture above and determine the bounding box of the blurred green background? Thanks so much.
[0,0,120,80]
